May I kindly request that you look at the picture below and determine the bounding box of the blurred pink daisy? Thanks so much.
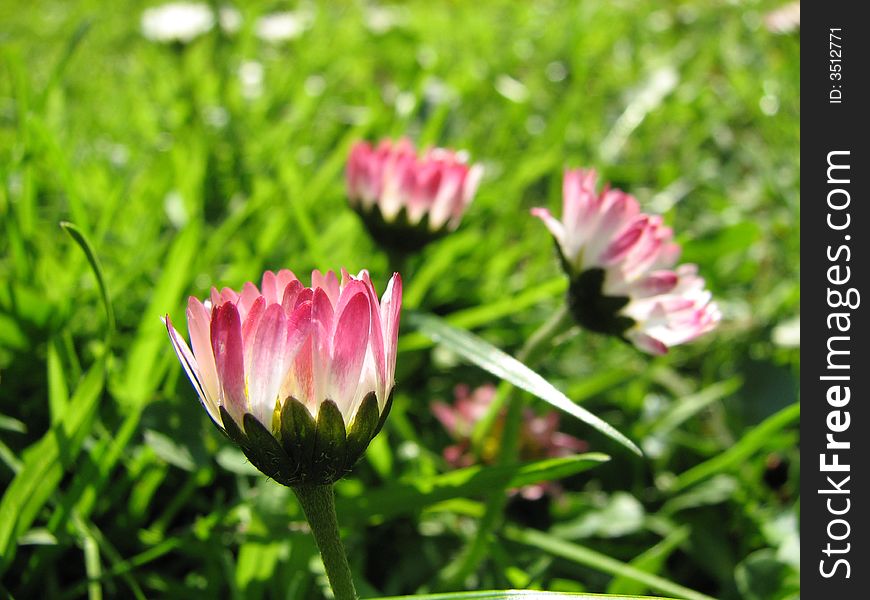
[532,169,720,355]
[346,138,483,251]
[432,384,587,500]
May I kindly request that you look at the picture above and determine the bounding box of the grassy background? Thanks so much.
[0,1,799,598]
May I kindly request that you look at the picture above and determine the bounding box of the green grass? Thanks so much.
[1,1,799,599]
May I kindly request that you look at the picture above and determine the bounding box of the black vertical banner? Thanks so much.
[802,3,869,596]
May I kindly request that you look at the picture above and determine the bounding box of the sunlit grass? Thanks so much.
[0,1,799,598]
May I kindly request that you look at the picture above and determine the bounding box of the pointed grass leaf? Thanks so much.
[407,312,641,456]
[0,360,105,574]
[670,402,800,492]
[60,221,115,336]
[373,591,679,599]
[503,526,715,600]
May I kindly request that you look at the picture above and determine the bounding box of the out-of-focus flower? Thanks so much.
[346,138,483,252]
[140,3,241,43]
[364,5,407,35]
[432,384,587,499]
[141,2,214,43]
[764,2,800,35]
[165,269,402,486]
[218,6,242,34]
[255,10,312,43]
[238,61,264,100]
[532,169,720,355]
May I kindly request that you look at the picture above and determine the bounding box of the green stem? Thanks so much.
[293,485,357,600]
[438,305,574,589]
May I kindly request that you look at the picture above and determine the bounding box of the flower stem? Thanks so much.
[437,305,574,589]
[293,484,357,600]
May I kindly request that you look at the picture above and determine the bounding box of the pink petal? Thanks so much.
[627,331,669,355]
[600,217,646,264]
[312,287,335,339]
[380,273,403,398]
[281,280,304,315]
[634,270,679,297]
[356,271,386,397]
[260,271,279,305]
[237,282,262,321]
[210,302,248,422]
[165,314,220,425]
[292,334,317,412]
[596,190,640,241]
[212,286,238,307]
[275,269,299,293]
[294,287,314,309]
[187,297,220,406]
[329,291,371,421]
[248,304,290,430]
[530,207,566,249]
[429,165,464,230]
[241,296,266,363]
[281,300,313,404]
[562,168,590,232]
[461,163,484,206]
[312,269,340,307]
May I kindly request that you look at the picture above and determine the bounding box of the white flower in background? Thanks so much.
[141,3,241,44]
[141,3,214,43]
[255,10,313,43]
[239,60,264,100]
[218,6,242,34]
[364,5,407,35]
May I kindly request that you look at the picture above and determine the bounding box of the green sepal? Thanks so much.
[219,406,249,450]
[242,413,297,485]
[312,400,347,484]
[345,392,380,467]
[217,395,389,486]
[354,203,448,253]
[280,396,316,473]
[567,268,634,336]
[372,392,393,440]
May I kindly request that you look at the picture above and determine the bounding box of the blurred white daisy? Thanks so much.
[764,2,800,35]
[239,60,264,100]
[141,3,241,44]
[141,3,215,43]
[218,6,242,34]
[255,10,312,43]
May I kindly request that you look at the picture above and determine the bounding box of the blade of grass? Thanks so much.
[503,525,715,600]
[408,311,641,455]
[607,527,691,596]
[375,591,677,600]
[47,339,70,425]
[336,454,609,524]
[399,277,566,352]
[642,378,742,438]
[0,359,105,574]
[670,402,800,492]
[60,222,115,337]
